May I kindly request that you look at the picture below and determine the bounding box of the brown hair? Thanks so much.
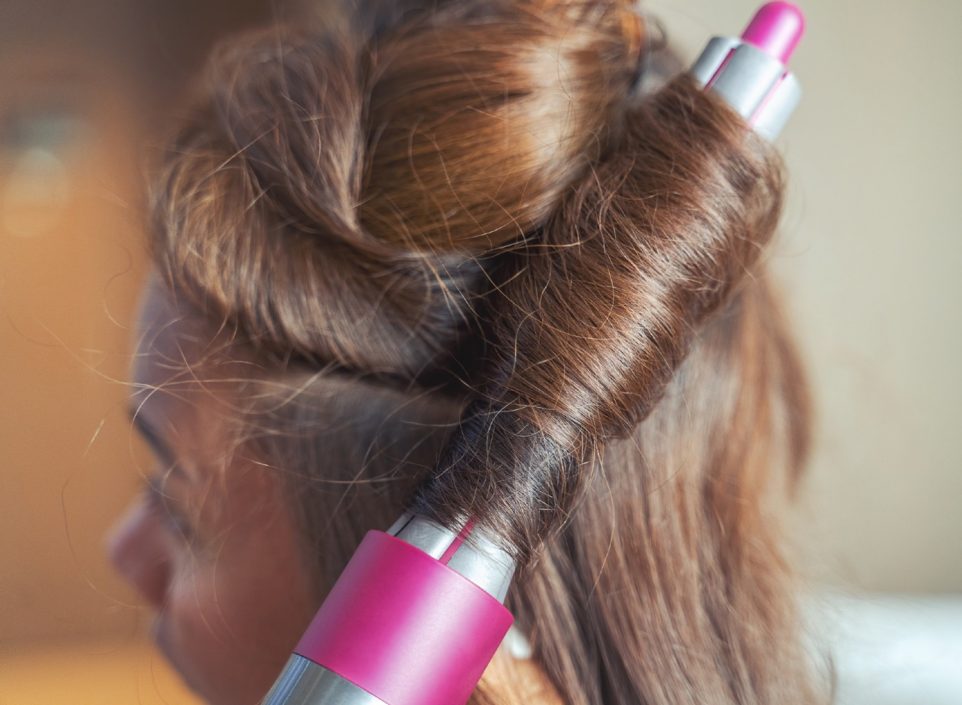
[147,0,829,703]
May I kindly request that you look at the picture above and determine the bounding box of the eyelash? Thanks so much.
[143,476,193,541]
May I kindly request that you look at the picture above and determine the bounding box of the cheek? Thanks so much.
[156,565,266,705]
[155,522,319,705]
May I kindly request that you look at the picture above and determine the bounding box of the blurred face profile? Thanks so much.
[105,271,319,705]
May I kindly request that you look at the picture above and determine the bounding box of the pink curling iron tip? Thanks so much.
[690,2,806,140]
[741,2,805,65]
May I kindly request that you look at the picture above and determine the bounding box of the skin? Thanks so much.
[106,269,561,705]
[106,271,319,704]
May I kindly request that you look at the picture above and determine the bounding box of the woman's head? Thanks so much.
[108,1,826,703]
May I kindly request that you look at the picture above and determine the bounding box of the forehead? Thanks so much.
[129,271,246,441]
[131,271,246,392]
[133,271,198,390]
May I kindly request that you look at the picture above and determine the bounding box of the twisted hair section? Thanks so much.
[148,0,643,383]
[414,72,786,566]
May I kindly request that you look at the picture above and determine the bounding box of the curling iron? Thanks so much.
[262,514,514,705]
[261,3,805,704]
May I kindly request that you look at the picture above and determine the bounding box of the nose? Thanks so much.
[105,497,172,609]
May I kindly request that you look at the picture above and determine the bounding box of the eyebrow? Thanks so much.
[127,404,184,478]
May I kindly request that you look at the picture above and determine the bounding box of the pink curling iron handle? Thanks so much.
[261,4,806,705]
[261,515,515,705]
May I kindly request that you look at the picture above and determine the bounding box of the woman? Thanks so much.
[106,1,828,703]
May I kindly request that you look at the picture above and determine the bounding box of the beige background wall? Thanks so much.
[0,0,274,650]
[0,0,959,678]
[644,0,962,593]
